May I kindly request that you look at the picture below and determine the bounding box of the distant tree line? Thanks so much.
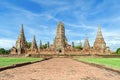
[0,48,10,54]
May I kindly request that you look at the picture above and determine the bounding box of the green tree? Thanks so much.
[27,42,32,48]
[39,43,47,49]
[74,45,83,50]
[0,48,10,54]
[5,50,10,54]
[0,48,5,54]
[42,44,47,49]
[116,48,120,54]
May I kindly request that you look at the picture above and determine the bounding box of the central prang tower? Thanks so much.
[53,22,68,53]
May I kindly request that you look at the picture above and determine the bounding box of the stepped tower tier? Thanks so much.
[53,22,69,53]
[71,42,74,48]
[83,35,90,50]
[47,41,50,49]
[39,40,42,49]
[16,24,27,54]
[30,35,38,53]
[93,26,106,50]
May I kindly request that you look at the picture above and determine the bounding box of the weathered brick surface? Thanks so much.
[11,23,112,55]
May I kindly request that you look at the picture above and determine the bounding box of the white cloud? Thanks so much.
[0,39,15,49]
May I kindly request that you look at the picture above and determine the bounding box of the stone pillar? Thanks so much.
[83,35,90,50]
[71,42,74,48]
[47,41,50,49]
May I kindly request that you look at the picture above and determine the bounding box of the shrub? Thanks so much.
[116,48,120,54]
[0,48,10,54]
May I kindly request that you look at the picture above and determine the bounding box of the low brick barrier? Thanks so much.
[95,54,120,58]
[74,59,120,74]
[0,57,52,71]
[1,54,120,58]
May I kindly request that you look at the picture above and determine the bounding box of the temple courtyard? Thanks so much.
[0,58,120,80]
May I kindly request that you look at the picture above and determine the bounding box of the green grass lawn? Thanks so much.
[0,57,42,67]
[76,58,120,69]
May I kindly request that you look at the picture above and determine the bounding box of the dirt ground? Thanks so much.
[0,58,120,80]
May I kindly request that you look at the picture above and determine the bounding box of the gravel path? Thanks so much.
[0,58,120,80]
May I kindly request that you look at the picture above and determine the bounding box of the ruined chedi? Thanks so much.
[11,22,111,54]
[11,24,27,54]
[52,22,70,53]
[30,35,38,53]
[83,35,90,50]
[93,26,110,53]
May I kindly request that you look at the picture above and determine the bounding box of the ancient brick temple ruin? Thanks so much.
[11,22,111,54]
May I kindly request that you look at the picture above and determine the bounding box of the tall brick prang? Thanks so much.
[16,24,27,54]
[94,26,106,50]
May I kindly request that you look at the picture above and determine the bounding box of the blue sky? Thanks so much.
[0,0,120,51]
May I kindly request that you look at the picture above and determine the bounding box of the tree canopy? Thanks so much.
[40,44,47,49]
[116,48,120,54]
[27,42,32,48]
[0,48,10,54]
[74,45,83,50]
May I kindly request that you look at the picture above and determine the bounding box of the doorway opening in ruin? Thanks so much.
[59,49,62,53]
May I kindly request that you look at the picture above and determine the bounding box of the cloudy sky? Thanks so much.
[0,0,120,51]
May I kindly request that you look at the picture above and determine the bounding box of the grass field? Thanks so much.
[0,57,42,67]
[76,58,120,69]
